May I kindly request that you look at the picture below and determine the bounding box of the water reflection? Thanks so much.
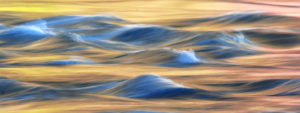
[0,0,300,113]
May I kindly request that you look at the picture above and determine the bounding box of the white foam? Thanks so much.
[172,49,202,63]
[10,25,55,36]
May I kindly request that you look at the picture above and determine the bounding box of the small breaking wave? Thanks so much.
[0,74,225,101]
[108,48,205,67]
[65,74,225,99]
[98,74,211,99]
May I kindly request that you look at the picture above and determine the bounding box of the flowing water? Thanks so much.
[1,0,300,113]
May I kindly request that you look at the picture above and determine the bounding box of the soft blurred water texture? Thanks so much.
[0,0,300,113]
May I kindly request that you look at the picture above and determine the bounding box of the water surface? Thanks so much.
[1,0,300,113]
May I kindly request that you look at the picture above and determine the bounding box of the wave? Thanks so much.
[107,48,205,66]
[20,33,88,53]
[0,19,259,67]
[166,32,258,59]
[169,12,295,28]
[110,24,197,46]
[75,74,224,99]
[207,12,287,24]
[0,77,78,100]
[236,28,300,48]
[206,79,300,96]
[73,35,139,51]
[0,25,55,46]
[1,15,125,48]
[5,15,254,47]
[0,74,224,101]
[17,15,125,29]
[208,48,257,59]
[2,13,299,67]
[3,74,300,101]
